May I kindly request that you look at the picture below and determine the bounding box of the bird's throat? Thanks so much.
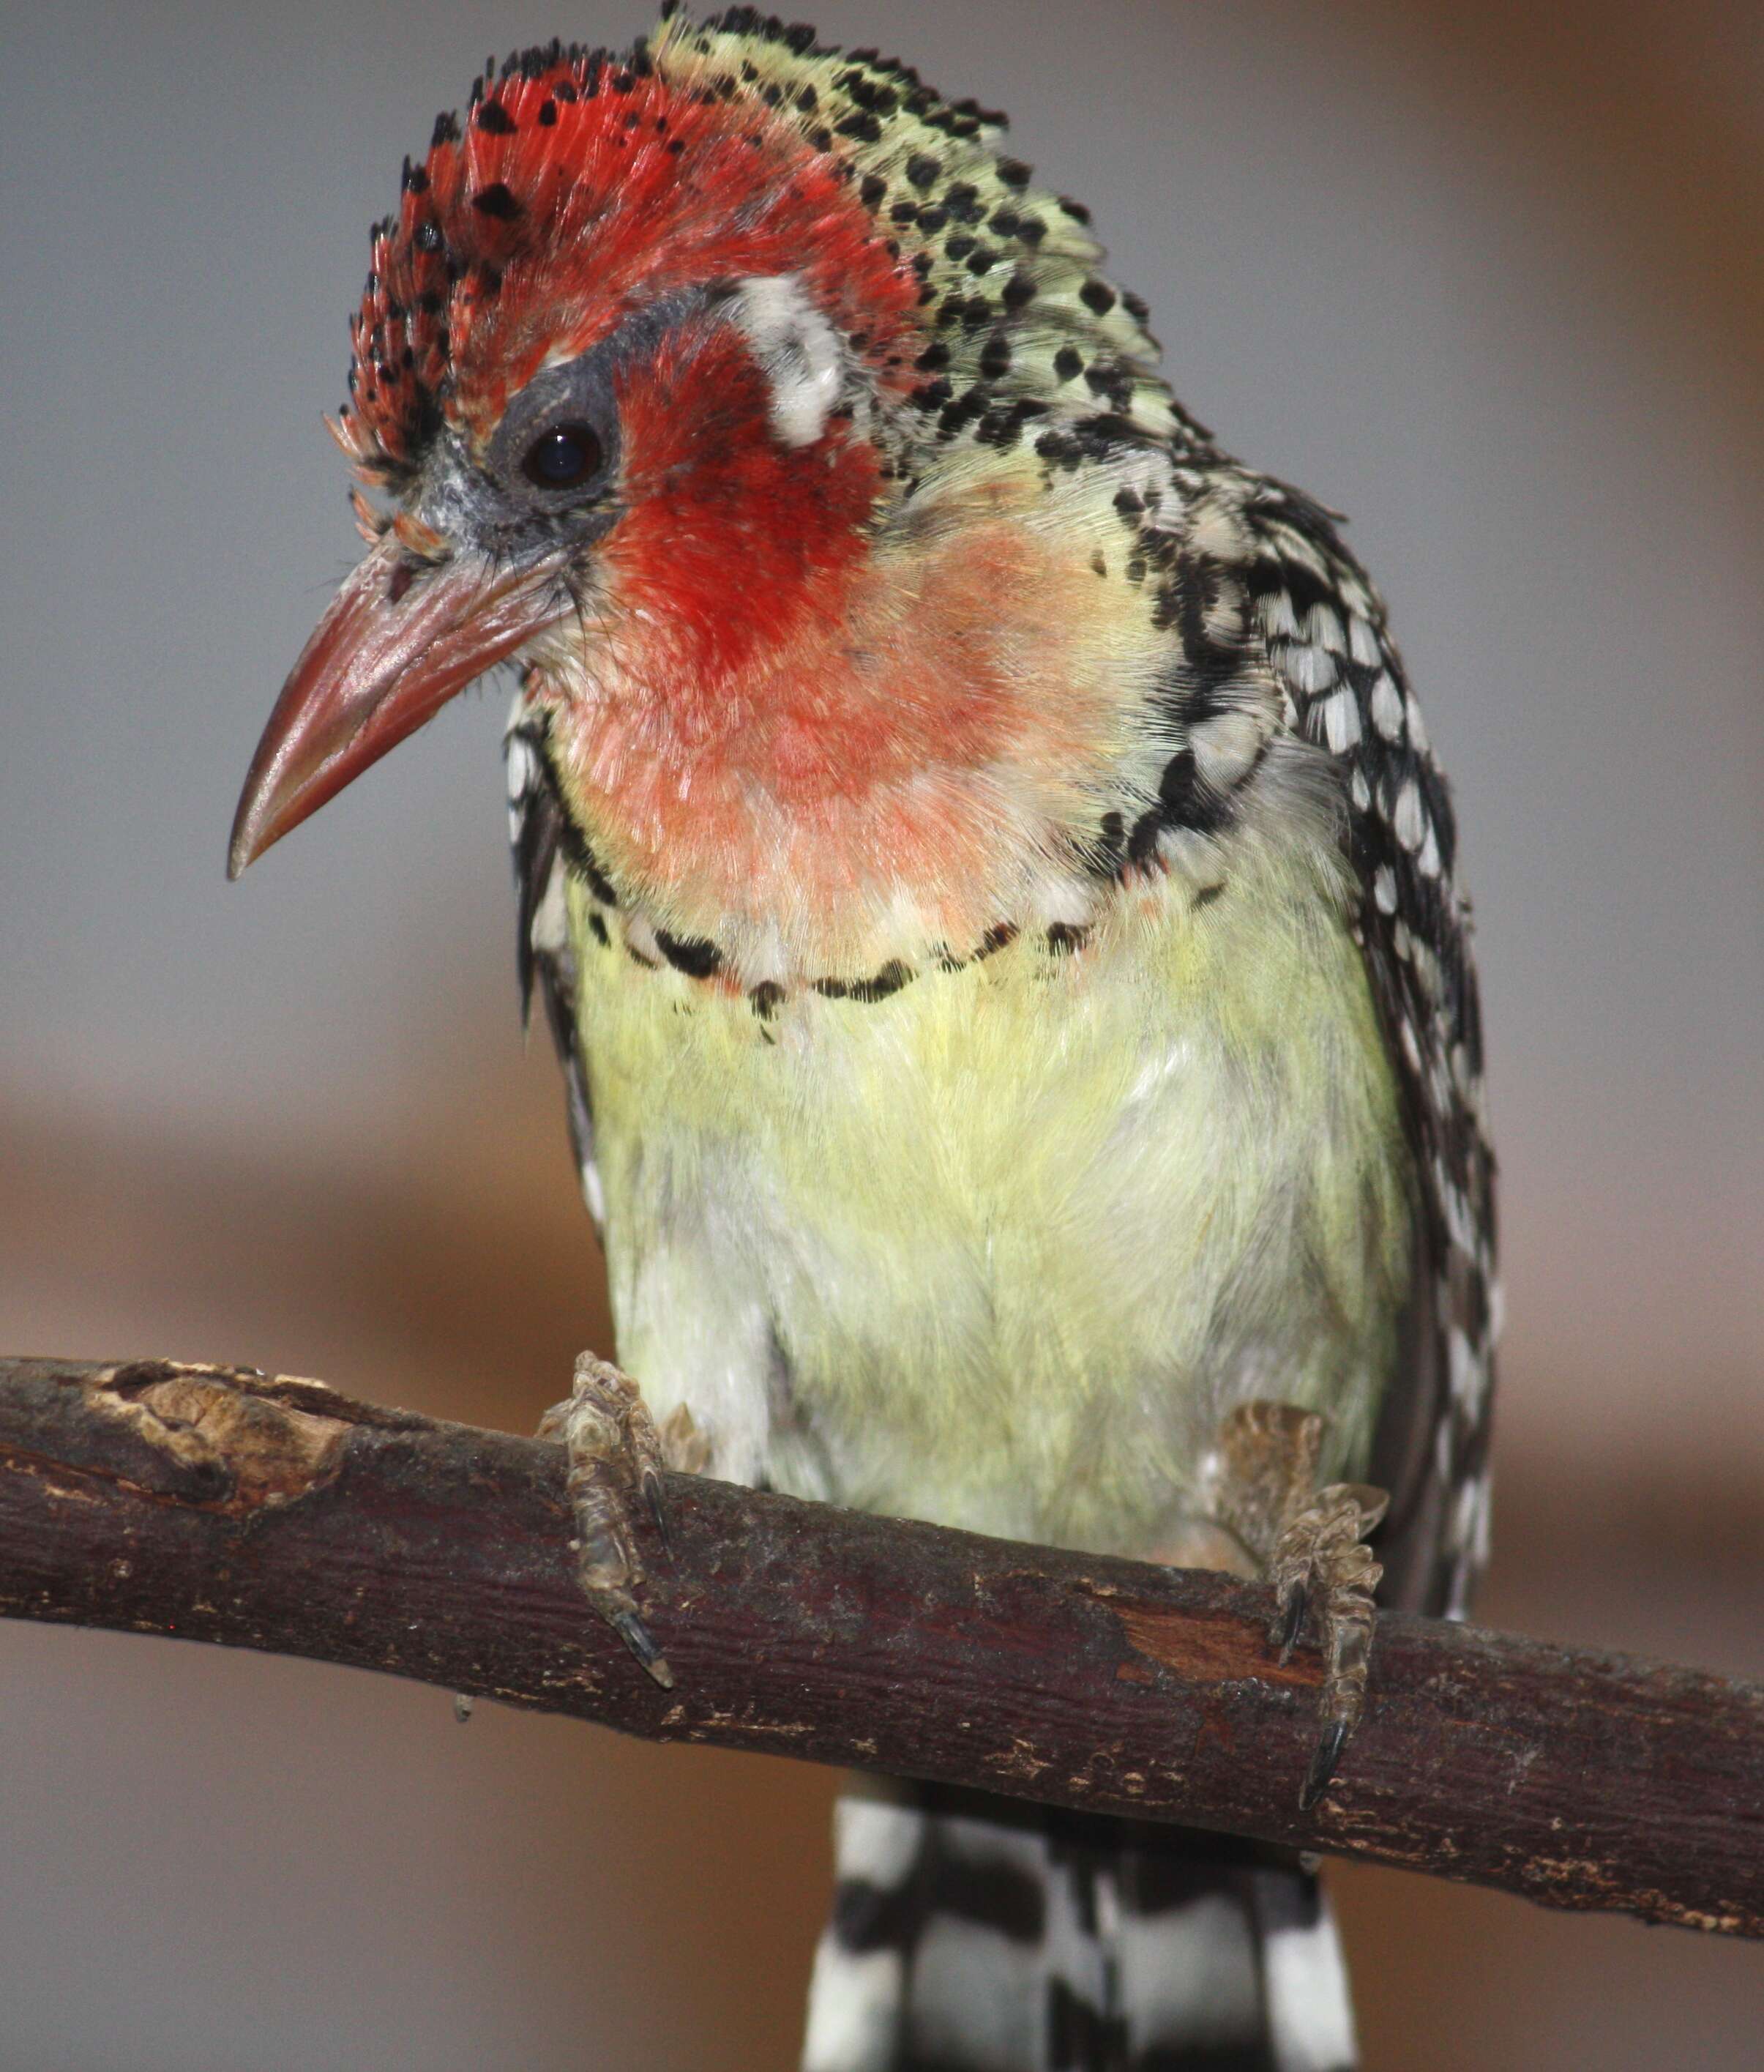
[531,479,1148,987]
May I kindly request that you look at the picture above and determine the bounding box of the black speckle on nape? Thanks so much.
[905,152,941,190]
[471,182,522,220]
[1045,922,1090,955]
[749,980,785,1021]
[474,97,517,134]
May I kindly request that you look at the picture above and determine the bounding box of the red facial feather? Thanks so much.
[540,511,1117,952]
[606,321,883,684]
[343,58,919,473]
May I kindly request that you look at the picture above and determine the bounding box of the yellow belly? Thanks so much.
[569,847,1412,1558]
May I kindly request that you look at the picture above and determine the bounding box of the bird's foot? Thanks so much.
[1198,1401,1388,1809]
[1267,1479,1388,1808]
[537,1354,709,1689]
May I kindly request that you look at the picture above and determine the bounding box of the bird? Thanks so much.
[230,10,1497,2069]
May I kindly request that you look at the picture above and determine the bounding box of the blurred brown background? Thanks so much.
[1,0,1760,2065]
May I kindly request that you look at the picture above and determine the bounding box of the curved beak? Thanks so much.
[228,532,570,878]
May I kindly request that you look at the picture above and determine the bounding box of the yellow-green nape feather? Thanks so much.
[650,6,1183,447]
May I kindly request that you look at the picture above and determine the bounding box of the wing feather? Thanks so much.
[1242,481,1498,1617]
[505,693,606,1236]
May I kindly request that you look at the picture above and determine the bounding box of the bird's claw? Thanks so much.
[1299,1718,1351,1812]
[610,1606,674,1689]
[1273,1576,1309,1663]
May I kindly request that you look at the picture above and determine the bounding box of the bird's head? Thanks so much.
[232,10,1190,976]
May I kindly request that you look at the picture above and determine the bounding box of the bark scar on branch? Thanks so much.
[88,1361,349,1513]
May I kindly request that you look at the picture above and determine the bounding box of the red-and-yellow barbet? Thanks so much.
[231,10,1497,2067]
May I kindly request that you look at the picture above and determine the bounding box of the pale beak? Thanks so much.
[228,531,570,878]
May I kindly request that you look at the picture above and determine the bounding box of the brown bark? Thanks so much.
[1,1354,1760,1937]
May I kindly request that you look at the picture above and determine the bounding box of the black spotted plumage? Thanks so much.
[1236,480,1498,1620]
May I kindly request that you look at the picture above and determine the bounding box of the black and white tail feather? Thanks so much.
[803,1786,1355,2072]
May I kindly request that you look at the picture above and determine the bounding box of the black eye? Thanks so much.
[522,422,604,491]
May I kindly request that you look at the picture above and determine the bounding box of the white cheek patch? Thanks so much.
[728,273,846,448]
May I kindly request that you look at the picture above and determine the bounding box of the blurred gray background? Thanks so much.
[1,0,1760,2065]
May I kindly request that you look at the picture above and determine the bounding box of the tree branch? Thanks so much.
[2,1355,1759,1937]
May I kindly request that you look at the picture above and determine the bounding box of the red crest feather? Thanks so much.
[340,39,919,477]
